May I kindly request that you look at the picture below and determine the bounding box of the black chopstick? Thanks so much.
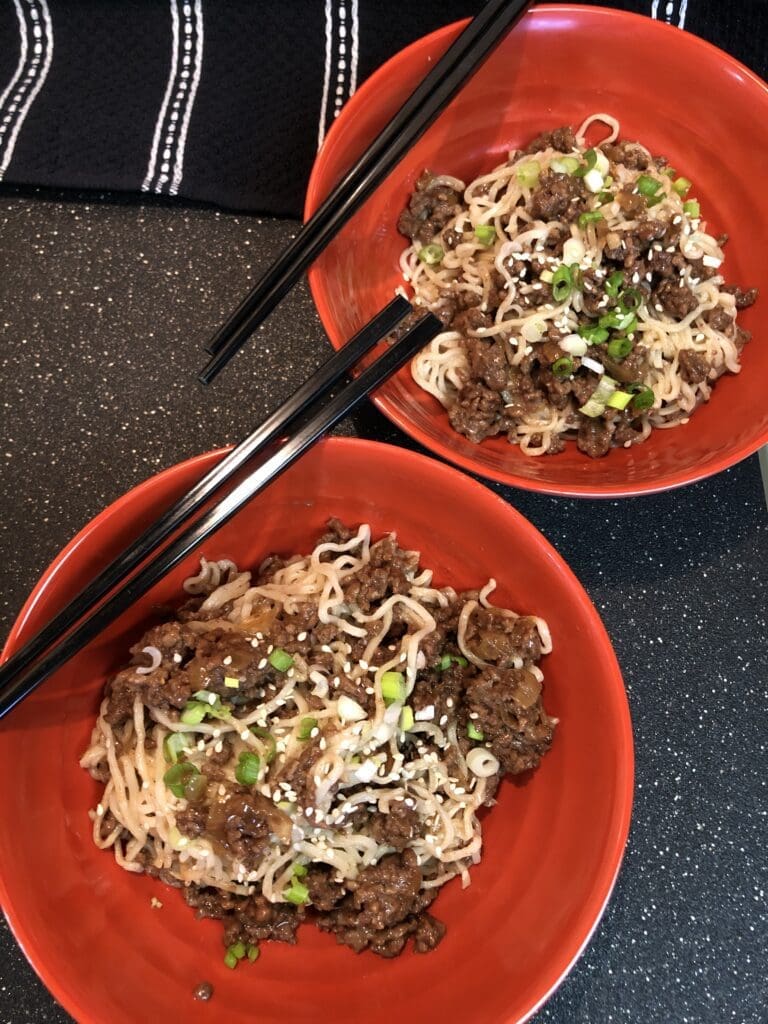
[200,0,532,383]
[0,309,441,720]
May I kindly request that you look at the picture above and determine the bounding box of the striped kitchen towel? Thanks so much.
[0,0,763,217]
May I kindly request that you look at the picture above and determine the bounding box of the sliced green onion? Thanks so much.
[578,211,604,229]
[292,863,308,878]
[474,223,496,246]
[605,271,624,298]
[552,356,574,378]
[552,264,574,303]
[516,160,541,188]
[223,675,240,689]
[184,772,208,803]
[683,199,700,218]
[636,175,661,197]
[438,654,468,671]
[381,671,406,705]
[248,726,277,763]
[163,732,190,764]
[246,944,260,963]
[417,243,444,266]
[297,717,318,741]
[596,191,615,205]
[672,176,692,196]
[619,287,642,312]
[467,722,485,741]
[599,310,637,334]
[268,648,294,672]
[607,336,633,359]
[224,950,238,970]
[550,156,580,175]
[400,706,415,732]
[606,390,634,410]
[180,702,207,725]
[579,374,619,417]
[575,148,598,177]
[646,195,664,208]
[163,761,200,799]
[578,323,610,345]
[662,166,677,177]
[283,881,310,905]
[630,385,655,410]
[235,751,261,786]
[192,689,216,704]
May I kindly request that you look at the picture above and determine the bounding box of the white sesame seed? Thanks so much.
[172,652,182,663]
[297,632,307,642]
[250,638,259,648]
[214,741,223,753]
[321,645,332,654]
[223,655,232,666]
[258,657,268,669]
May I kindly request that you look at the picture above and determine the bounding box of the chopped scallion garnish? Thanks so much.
[606,390,634,410]
[578,323,610,345]
[683,199,700,218]
[467,722,485,741]
[235,751,261,786]
[672,176,692,196]
[381,671,406,705]
[552,264,574,303]
[630,384,655,410]
[599,310,637,334]
[163,761,206,801]
[607,336,633,359]
[283,880,310,905]
[619,287,642,312]
[418,243,444,266]
[516,160,541,188]
[552,356,574,378]
[268,648,294,672]
[246,944,260,962]
[636,175,661,197]
[248,726,277,763]
[579,374,619,417]
[292,863,308,878]
[550,156,581,176]
[163,732,190,764]
[438,654,468,671]
[578,210,604,229]
[605,271,624,298]
[400,706,415,732]
[180,702,207,725]
[474,223,496,246]
[297,717,318,741]
[223,675,240,689]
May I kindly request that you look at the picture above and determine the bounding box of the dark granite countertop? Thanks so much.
[0,188,766,1024]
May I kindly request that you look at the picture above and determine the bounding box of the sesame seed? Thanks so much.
[297,632,307,642]
[240,730,250,740]
[343,662,352,673]
[172,652,182,663]
[250,638,259,648]
[321,644,332,654]
[258,657,268,669]
[214,741,223,753]
[223,655,232,666]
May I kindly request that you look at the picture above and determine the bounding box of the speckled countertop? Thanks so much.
[0,188,765,1024]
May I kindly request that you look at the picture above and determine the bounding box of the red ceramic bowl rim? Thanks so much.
[0,437,634,1023]
[305,5,768,498]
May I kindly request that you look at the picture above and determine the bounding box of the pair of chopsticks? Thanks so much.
[0,0,533,718]
[199,0,532,384]
[0,300,440,719]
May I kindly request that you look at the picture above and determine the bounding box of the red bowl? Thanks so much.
[306,5,768,497]
[0,438,632,1023]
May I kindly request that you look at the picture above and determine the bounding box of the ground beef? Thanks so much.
[613,415,646,447]
[463,666,554,774]
[204,791,292,871]
[465,337,509,392]
[303,864,345,912]
[580,269,609,316]
[616,187,646,219]
[397,171,461,245]
[722,285,758,309]
[411,659,465,724]
[369,800,421,850]
[601,345,648,385]
[602,140,650,170]
[463,607,542,665]
[451,306,492,335]
[577,417,612,458]
[316,849,442,957]
[448,381,504,442]
[653,279,698,318]
[185,886,301,946]
[678,349,711,384]
[529,170,586,221]
[524,125,577,154]
[706,306,735,332]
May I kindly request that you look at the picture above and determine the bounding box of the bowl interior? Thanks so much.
[306,5,768,496]
[0,438,632,1024]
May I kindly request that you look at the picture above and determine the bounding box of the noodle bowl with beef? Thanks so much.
[398,114,758,458]
[82,520,555,961]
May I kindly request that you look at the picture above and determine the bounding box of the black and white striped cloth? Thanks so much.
[0,0,764,216]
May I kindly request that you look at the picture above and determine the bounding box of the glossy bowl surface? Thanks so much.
[0,438,632,1023]
[306,5,768,496]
